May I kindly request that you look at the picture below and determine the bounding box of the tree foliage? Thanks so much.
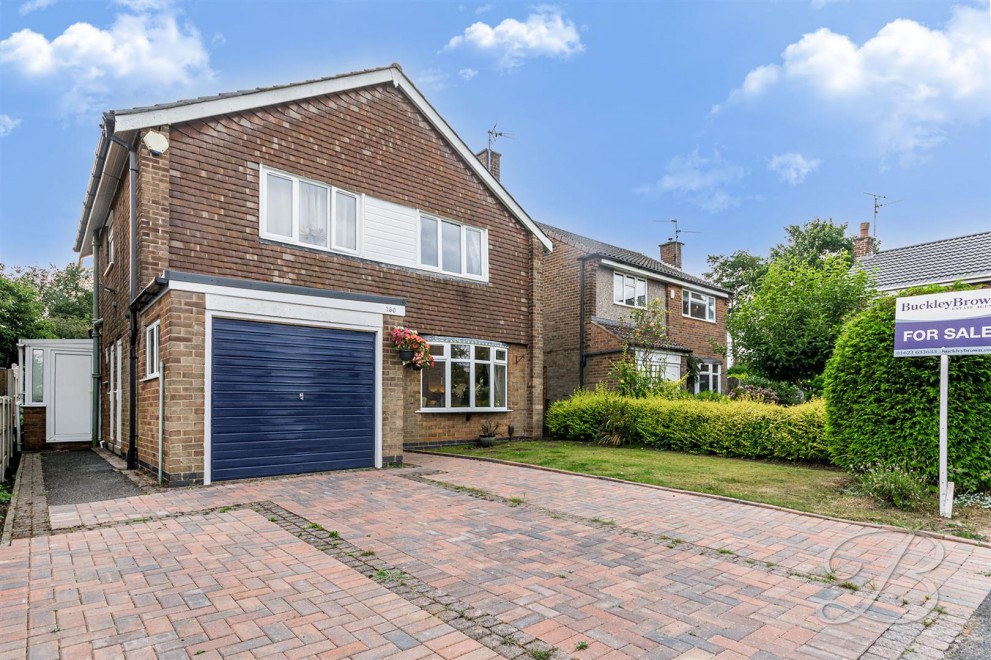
[705,218,854,301]
[0,264,93,365]
[727,254,874,383]
[824,285,991,492]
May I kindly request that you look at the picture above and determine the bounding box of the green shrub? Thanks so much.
[740,375,805,405]
[856,463,931,511]
[693,390,728,402]
[546,389,827,463]
[824,284,991,492]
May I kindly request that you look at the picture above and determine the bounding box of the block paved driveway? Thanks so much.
[3,453,991,659]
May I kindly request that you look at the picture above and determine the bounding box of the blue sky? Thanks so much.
[1,0,989,277]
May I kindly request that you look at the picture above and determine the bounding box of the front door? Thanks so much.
[49,351,92,443]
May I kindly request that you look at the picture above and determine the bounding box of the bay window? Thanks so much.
[421,339,508,411]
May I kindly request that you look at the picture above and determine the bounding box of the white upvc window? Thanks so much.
[420,340,508,411]
[106,217,115,269]
[695,361,722,394]
[259,165,360,254]
[683,289,716,322]
[418,213,487,280]
[145,321,160,379]
[28,348,44,404]
[614,272,647,308]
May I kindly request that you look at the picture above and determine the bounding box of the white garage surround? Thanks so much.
[166,278,406,485]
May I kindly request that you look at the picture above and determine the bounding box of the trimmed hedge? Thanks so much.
[824,285,991,492]
[546,389,828,463]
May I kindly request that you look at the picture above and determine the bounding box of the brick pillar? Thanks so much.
[529,235,545,437]
[853,222,877,258]
[660,241,683,269]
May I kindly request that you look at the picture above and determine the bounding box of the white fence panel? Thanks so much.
[0,396,14,478]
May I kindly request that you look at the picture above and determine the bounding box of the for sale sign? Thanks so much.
[894,289,991,357]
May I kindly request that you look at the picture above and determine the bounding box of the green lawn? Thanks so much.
[429,441,991,540]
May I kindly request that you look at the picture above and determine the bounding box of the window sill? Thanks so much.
[103,263,114,277]
[141,374,159,382]
[613,301,647,310]
[681,313,717,324]
[417,408,512,414]
[21,402,46,408]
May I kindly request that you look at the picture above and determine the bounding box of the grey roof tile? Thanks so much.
[537,223,729,293]
[857,231,991,289]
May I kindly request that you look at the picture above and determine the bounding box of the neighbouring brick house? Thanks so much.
[72,65,552,485]
[539,224,731,405]
[854,223,991,292]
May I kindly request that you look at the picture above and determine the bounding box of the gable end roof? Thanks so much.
[74,64,552,256]
[538,222,730,297]
[856,230,991,291]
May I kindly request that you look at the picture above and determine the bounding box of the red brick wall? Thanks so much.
[666,290,729,392]
[21,407,46,450]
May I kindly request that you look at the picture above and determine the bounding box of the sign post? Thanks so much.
[894,289,991,519]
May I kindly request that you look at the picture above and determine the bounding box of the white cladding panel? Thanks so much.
[362,195,419,268]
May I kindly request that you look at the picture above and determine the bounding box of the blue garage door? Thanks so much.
[211,318,376,481]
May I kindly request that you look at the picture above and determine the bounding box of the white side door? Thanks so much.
[49,351,92,443]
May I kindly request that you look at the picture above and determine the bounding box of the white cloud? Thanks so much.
[719,6,991,165]
[810,0,848,8]
[416,68,449,91]
[768,152,821,185]
[18,0,57,16]
[0,0,212,116]
[446,6,584,70]
[459,67,478,81]
[636,149,747,213]
[0,114,22,137]
[475,3,493,14]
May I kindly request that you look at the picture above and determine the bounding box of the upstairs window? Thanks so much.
[683,289,716,322]
[419,214,486,279]
[614,272,647,308]
[260,165,359,254]
[106,217,115,268]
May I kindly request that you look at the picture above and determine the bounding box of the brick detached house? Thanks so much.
[854,222,991,292]
[72,65,552,485]
[539,224,731,405]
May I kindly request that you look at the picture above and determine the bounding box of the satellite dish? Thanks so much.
[142,131,169,156]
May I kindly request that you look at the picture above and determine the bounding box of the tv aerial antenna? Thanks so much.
[863,192,904,238]
[485,124,512,171]
[654,218,701,242]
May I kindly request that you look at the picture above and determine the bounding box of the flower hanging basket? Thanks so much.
[390,327,435,370]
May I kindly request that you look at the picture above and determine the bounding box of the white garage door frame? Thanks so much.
[168,279,405,485]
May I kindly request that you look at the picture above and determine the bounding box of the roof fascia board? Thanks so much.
[112,69,395,132]
[600,258,730,298]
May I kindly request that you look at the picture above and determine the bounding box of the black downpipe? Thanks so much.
[577,255,593,388]
[108,130,139,471]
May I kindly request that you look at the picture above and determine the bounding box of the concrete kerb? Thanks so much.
[0,455,24,547]
[408,449,991,550]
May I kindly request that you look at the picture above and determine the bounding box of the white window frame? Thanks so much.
[614,272,648,308]
[419,339,508,412]
[106,215,115,271]
[683,288,717,323]
[695,361,722,394]
[145,321,160,379]
[26,348,45,405]
[417,212,489,282]
[258,164,362,256]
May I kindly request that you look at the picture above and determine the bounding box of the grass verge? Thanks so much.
[430,441,991,541]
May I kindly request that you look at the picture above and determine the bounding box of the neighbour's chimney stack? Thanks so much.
[475,148,501,181]
[853,221,877,258]
[659,241,683,269]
